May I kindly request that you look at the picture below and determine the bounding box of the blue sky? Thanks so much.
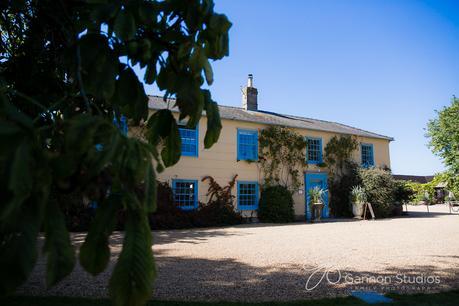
[143,0,459,175]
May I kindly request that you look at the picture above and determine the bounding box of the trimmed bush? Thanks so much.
[358,168,396,218]
[258,185,295,223]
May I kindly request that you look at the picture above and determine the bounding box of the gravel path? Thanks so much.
[18,204,459,301]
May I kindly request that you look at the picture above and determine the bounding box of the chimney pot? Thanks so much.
[242,74,258,111]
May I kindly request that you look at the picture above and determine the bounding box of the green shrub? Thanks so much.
[258,185,294,223]
[359,168,396,217]
[393,180,415,204]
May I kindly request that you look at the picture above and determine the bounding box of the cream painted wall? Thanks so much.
[151,114,392,219]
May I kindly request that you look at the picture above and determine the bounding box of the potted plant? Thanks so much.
[351,185,366,219]
[421,191,430,205]
[308,186,327,221]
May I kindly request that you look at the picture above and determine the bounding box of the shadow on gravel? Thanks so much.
[17,249,459,302]
[150,255,459,302]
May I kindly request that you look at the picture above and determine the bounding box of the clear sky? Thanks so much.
[142,0,459,176]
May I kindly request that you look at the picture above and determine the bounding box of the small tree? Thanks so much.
[359,167,396,217]
[426,97,459,195]
[258,126,307,191]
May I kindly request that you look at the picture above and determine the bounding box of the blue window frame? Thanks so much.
[306,137,322,164]
[179,126,198,157]
[361,143,374,167]
[237,129,258,161]
[237,181,259,210]
[172,179,198,210]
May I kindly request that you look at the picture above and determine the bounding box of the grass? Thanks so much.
[2,290,459,306]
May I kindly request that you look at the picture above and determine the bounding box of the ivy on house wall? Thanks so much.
[324,135,358,177]
[259,126,307,191]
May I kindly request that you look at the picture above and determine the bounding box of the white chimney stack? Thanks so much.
[247,74,253,87]
[242,74,258,111]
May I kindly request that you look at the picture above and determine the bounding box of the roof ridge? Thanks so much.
[147,95,393,141]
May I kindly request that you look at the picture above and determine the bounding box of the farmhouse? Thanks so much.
[149,75,393,220]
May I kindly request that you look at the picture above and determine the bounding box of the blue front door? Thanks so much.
[305,173,329,220]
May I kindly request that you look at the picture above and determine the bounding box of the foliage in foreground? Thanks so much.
[258,185,295,223]
[0,1,230,306]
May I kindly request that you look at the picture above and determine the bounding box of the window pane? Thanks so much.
[238,182,258,209]
[361,144,374,167]
[179,127,197,156]
[307,138,321,163]
[238,130,258,160]
[173,180,196,209]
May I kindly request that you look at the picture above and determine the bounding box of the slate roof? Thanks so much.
[148,95,394,141]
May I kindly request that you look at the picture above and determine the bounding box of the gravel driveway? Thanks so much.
[18,204,459,301]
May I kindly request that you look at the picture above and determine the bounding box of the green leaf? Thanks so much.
[0,198,42,295]
[64,115,104,157]
[79,34,119,99]
[145,109,181,168]
[109,210,155,306]
[203,58,213,85]
[43,200,76,287]
[203,90,222,148]
[145,109,175,146]
[144,164,157,213]
[80,194,121,275]
[144,64,156,85]
[161,119,181,168]
[114,10,136,41]
[2,141,33,220]
[113,67,148,124]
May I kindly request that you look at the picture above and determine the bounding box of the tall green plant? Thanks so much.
[259,126,307,191]
[0,1,231,305]
[324,135,359,217]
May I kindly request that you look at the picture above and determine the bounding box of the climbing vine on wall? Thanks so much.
[259,126,307,191]
[324,135,358,177]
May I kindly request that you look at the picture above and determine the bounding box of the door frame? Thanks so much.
[304,172,329,220]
